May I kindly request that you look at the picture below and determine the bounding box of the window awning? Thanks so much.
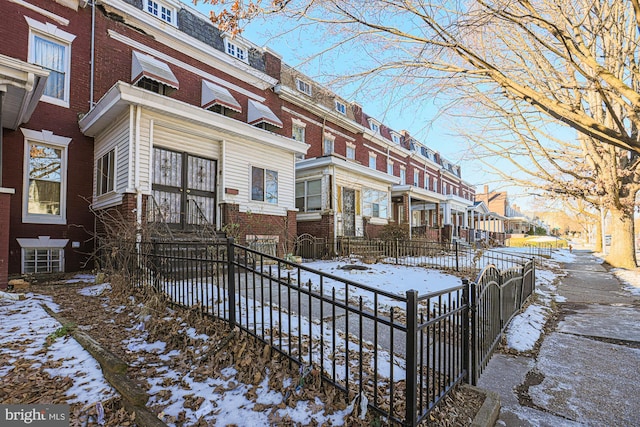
[131,51,179,90]
[247,99,283,128]
[201,80,241,112]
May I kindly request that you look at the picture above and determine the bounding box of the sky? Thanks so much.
[4,245,637,425]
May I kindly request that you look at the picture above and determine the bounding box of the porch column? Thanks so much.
[463,209,469,229]
[443,202,452,225]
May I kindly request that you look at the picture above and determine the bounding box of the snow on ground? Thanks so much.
[0,292,115,404]
[500,248,572,352]
[612,268,640,296]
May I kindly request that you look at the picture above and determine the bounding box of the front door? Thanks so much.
[151,147,216,229]
[342,188,356,237]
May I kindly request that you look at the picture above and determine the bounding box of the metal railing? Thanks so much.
[124,239,535,426]
[336,237,532,274]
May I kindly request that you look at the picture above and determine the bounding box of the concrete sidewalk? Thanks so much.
[477,250,640,426]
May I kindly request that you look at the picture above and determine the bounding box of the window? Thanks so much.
[369,120,380,133]
[414,170,420,186]
[17,236,68,274]
[323,134,335,155]
[97,150,115,196]
[387,162,394,175]
[424,175,429,190]
[251,166,278,204]
[369,154,377,169]
[296,79,312,96]
[363,188,388,219]
[346,144,355,160]
[335,100,347,114]
[292,123,306,143]
[145,0,175,25]
[22,129,70,225]
[400,168,406,185]
[26,17,75,108]
[434,178,438,193]
[23,248,63,273]
[391,133,401,144]
[296,179,322,212]
[224,38,248,62]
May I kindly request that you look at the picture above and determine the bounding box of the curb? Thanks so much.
[42,304,168,427]
[464,384,501,427]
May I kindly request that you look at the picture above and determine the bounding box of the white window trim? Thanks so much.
[346,143,356,159]
[335,100,347,114]
[143,0,177,26]
[400,167,406,185]
[323,132,336,155]
[391,132,401,144]
[369,152,377,169]
[21,128,70,225]
[223,36,249,63]
[17,236,68,274]
[368,119,381,133]
[25,16,76,108]
[96,147,117,197]
[250,165,279,205]
[414,170,420,186]
[387,161,394,176]
[296,78,312,96]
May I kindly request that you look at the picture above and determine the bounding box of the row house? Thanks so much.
[0,0,306,285]
[280,66,477,244]
[0,0,479,286]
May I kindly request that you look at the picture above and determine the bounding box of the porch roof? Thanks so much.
[79,82,308,155]
[0,54,49,130]
[391,184,446,203]
[296,155,400,184]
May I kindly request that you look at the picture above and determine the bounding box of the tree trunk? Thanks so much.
[605,206,637,269]
[593,219,603,253]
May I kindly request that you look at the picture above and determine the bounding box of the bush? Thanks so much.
[378,223,410,241]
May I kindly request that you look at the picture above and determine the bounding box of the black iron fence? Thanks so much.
[123,239,535,426]
[335,237,535,274]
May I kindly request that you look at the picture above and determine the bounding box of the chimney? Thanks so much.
[484,185,489,194]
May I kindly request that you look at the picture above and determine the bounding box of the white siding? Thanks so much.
[224,137,296,216]
[92,112,129,209]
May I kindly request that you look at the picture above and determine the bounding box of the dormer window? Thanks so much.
[391,133,401,144]
[368,119,381,134]
[335,100,346,114]
[296,79,312,96]
[144,0,176,25]
[224,37,248,63]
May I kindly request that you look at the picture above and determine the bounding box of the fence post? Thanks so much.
[455,241,459,272]
[227,238,236,328]
[462,279,470,384]
[405,290,418,427]
[395,239,399,264]
[469,281,478,385]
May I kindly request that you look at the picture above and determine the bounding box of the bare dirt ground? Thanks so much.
[1,274,483,426]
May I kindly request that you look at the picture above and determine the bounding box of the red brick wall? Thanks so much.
[2,1,94,275]
[221,203,297,256]
[0,192,12,288]
[297,214,334,243]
